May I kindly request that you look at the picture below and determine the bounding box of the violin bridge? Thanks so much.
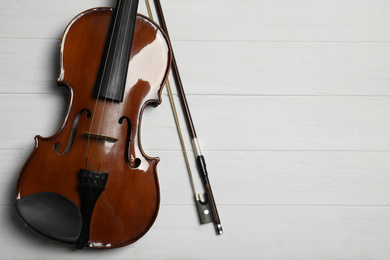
[84,132,118,143]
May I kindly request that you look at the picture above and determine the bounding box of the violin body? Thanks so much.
[15,7,171,248]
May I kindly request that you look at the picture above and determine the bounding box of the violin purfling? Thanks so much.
[15,0,172,248]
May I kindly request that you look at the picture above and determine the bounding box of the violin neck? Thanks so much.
[95,0,140,102]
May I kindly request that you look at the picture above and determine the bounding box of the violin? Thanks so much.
[14,0,172,249]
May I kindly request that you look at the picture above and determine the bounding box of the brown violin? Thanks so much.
[14,0,171,248]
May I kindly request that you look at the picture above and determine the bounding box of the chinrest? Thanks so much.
[15,192,82,244]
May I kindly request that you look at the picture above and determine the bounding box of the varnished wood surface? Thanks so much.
[2,0,390,259]
[16,8,171,248]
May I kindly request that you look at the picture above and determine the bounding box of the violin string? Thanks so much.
[91,0,128,172]
[85,0,123,171]
[96,0,135,170]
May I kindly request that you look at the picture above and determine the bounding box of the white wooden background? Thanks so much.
[1,0,390,259]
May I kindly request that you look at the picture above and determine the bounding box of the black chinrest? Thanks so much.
[15,192,82,244]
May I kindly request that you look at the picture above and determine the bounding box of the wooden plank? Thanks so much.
[1,0,390,41]
[4,150,390,207]
[2,205,390,259]
[0,0,144,39]
[3,39,390,96]
[2,0,390,259]
[184,96,390,151]
[161,0,390,42]
[0,39,60,94]
[2,94,390,151]
[172,41,390,96]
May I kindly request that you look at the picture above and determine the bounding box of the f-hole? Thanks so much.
[119,116,141,169]
[54,109,91,155]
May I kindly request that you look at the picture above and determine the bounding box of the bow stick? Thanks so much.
[145,0,223,235]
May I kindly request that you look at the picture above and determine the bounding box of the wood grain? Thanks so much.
[1,0,390,258]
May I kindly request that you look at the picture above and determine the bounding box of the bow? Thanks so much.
[145,0,223,235]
